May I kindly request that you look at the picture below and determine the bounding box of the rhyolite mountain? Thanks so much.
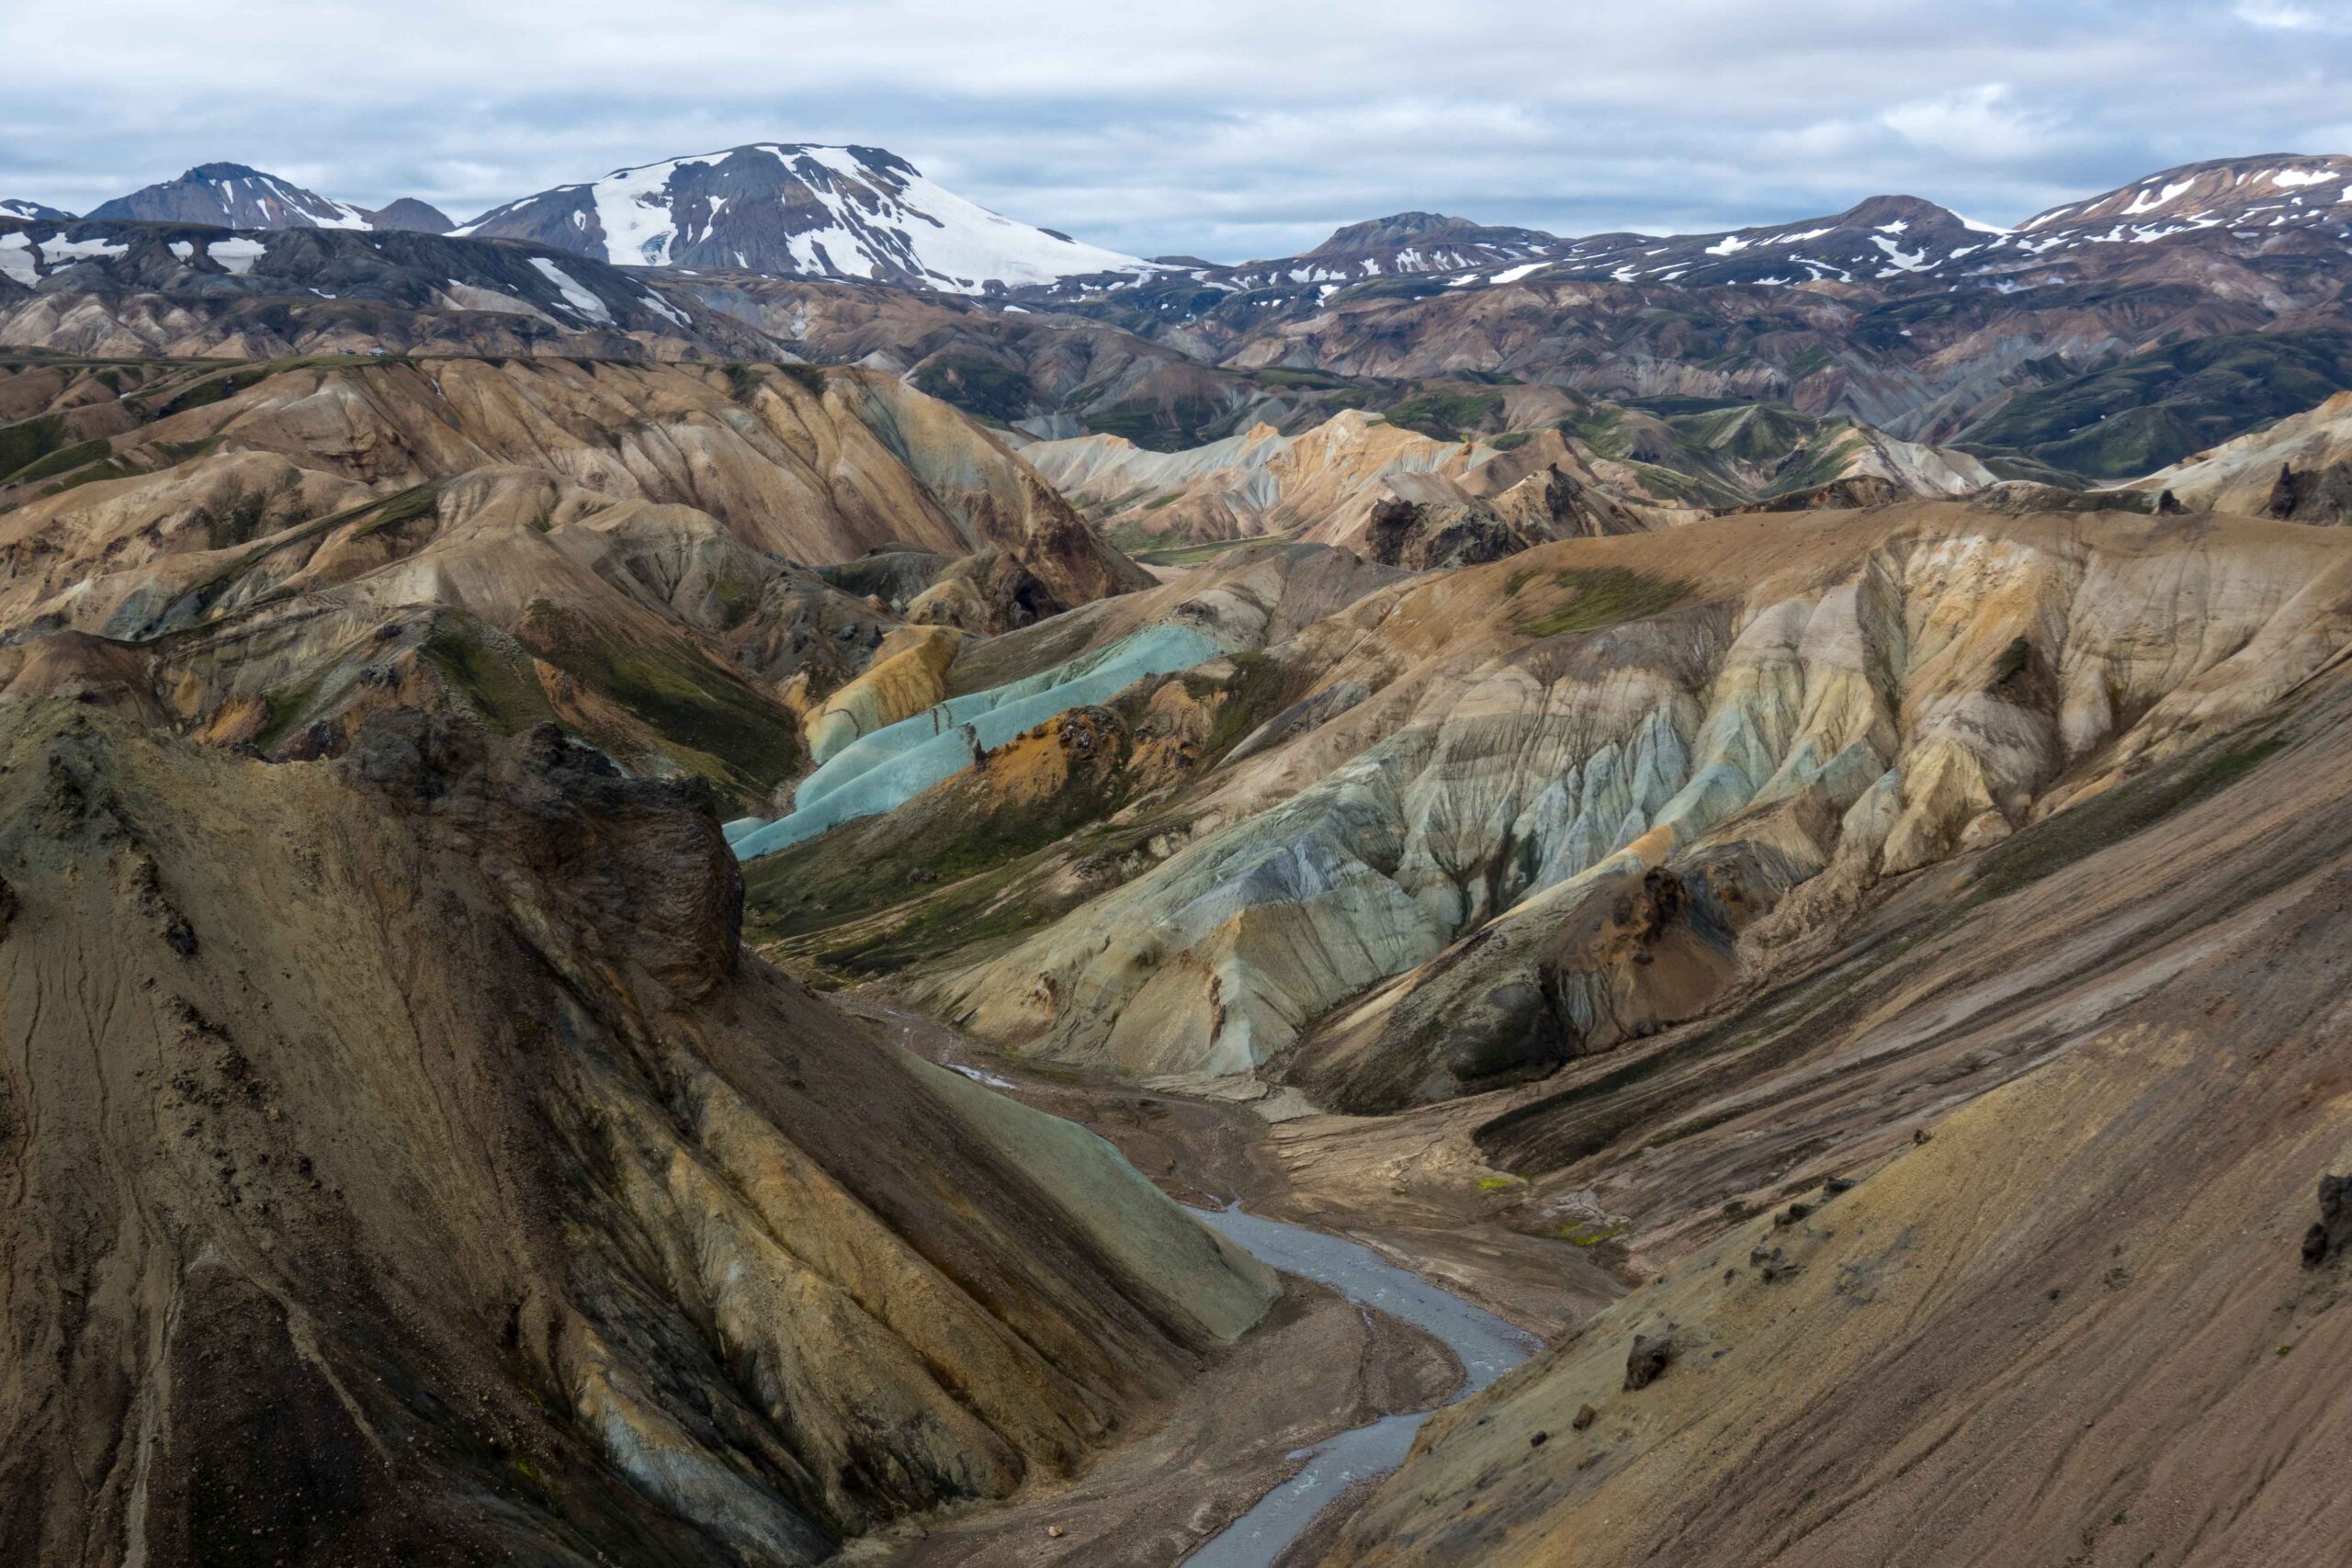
[85,161,379,230]
[1209,211,1565,288]
[456,142,1152,292]
[17,137,2352,1568]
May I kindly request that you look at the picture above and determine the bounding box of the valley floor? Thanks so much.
[822,996,1618,1564]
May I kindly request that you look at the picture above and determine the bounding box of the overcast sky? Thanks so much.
[6,0,2352,261]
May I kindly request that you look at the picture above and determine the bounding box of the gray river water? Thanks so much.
[1181,1205,1542,1568]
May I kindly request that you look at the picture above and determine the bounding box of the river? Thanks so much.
[1180,1205,1542,1567]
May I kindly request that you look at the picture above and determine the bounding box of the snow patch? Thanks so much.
[2122,179,2196,216]
[0,233,37,286]
[208,237,267,275]
[528,257,614,324]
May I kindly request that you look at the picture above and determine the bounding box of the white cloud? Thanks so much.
[2,0,2349,259]
[1883,85,2067,164]
[2233,1,2337,29]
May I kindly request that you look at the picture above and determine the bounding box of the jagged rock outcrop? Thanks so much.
[1363,462,1656,569]
[0,702,1274,1565]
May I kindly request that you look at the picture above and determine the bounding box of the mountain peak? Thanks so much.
[2021,153,2352,231]
[364,197,454,234]
[185,161,269,182]
[1836,193,1969,228]
[1308,211,1549,256]
[457,141,1148,293]
[87,163,372,231]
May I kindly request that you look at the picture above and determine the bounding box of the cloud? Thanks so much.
[2233,1,2339,29]
[1883,85,2071,164]
[4,0,2351,259]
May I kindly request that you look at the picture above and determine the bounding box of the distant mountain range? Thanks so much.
[12,144,2352,487]
[14,146,2352,300]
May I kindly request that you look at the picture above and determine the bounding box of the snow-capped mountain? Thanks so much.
[2018,153,2352,243]
[0,199,74,222]
[1152,156,2352,305]
[85,163,376,230]
[1511,195,2013,288]
[455,143,1151,293]
[1213,211,1565,288]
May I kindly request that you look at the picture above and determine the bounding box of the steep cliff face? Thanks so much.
[0,703,1273,1565]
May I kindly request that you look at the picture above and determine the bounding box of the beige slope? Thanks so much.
[1322,656,2352,1568]
[2134,388,2352,521]
[1025,410,1693,552]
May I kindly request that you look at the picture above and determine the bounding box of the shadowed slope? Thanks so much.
[0,703,1272,1565]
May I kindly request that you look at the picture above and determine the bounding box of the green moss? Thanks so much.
[520,601,799,797]
[1967,725,2290,903]
[1198,650,1304,761]
[1488,430,1534,452]
[0,414,71,482]
[1514,567,1693,638]
[1125,536,1261,569]
[1382,388,1504,441]
[911,353,1030,423]
[248,674,326,755]
[349,483,443,538]
[1085,395,1220,451]
[743,732,1144,978]
[1556,1220,1630,1246]
[150,434,223,465]
[135,364,272,422]
[204,486,271,551]
[40,457,132,494]
[421,616,559,736]
[1990,636,2031,690]
[724,363,766,404]
[9,436,112,485]
[1958,329,2352,479]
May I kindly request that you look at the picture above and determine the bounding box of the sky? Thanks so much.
[6,0,2352,263]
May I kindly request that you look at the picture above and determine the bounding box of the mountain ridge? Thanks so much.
[455,142,1152,293]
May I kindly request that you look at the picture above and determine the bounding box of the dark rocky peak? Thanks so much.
[363,197,454,233]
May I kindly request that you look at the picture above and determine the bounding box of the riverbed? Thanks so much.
[1182,1206,1541,1568]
